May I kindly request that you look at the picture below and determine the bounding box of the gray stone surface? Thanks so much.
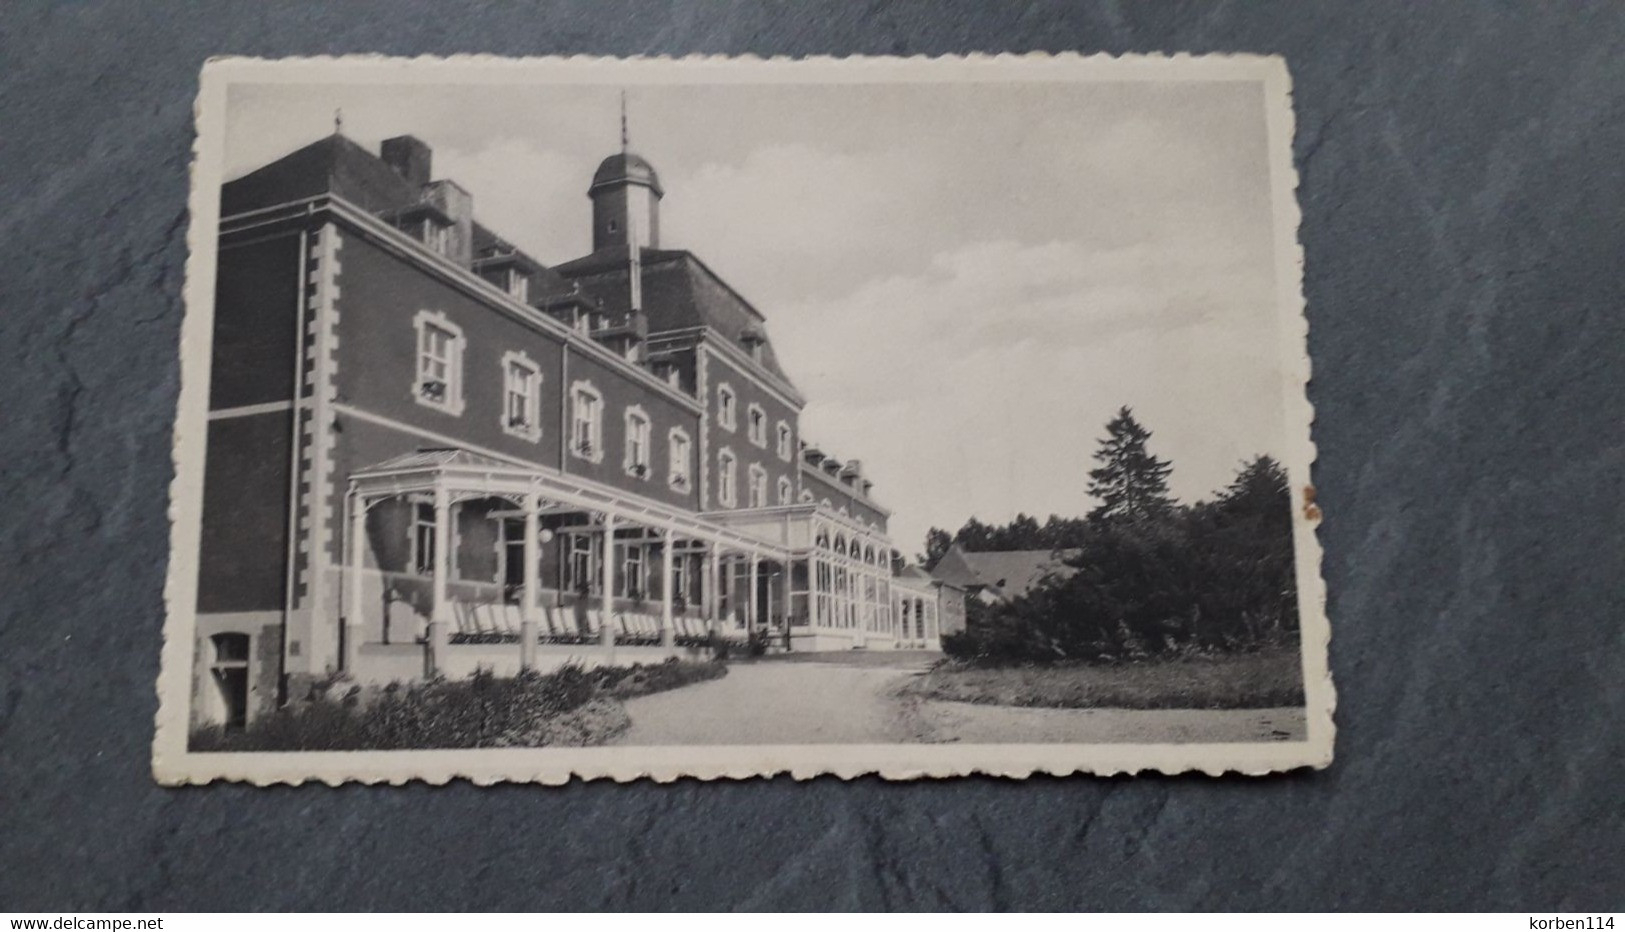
[1,0,1622,911]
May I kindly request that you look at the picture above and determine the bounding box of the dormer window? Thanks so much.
[717,383,737,431]
[506,270,529,303]
[427,221,451,257]
[412,311,464,415]
[501,350,541,442]
[747,403,767,447]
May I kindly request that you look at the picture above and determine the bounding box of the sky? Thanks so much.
[225,75,1292,556]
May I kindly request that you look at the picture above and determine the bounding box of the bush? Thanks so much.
[949,457,1300,667]
[189,659,725,752]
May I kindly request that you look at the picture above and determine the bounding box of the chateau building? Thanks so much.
[194,129,952,726]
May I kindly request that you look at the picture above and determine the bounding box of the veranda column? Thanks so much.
[705,545,720,637]
[660,527,676,651]
[427,482,451,676]
[746,555,760,634]
[600,512,617,654]
[519,491,540,671]
[343,492,366,674]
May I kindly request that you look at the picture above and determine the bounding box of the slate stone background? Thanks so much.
[2,0,1622,912]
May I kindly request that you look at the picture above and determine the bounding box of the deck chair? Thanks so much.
[471,603,502,636]
[452,603,479,636]
[500,604,524,637]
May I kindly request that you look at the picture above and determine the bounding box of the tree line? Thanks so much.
[934,406,1302,665]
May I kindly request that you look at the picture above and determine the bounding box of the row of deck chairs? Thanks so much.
[448,602,719,646]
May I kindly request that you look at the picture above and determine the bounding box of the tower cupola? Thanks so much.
[589,96,663,251]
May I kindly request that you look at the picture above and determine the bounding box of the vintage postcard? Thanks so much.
[154,54,1331,784]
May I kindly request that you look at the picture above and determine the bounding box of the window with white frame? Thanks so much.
[799,489,815,504]
[413,311,465,415]
[570,381,603,462]
[624,406,651,479]
[776,421,792,461]
[717,449,737,507]
[716,383,737,431]
[778,476,793,506]
[411,501,436,576]
[567,533,593,592]
[623,546,645,599]
[500,351,541,441]
[507,269,529,303]
[748,464,768,508]
[747,403,767,447]
[668,427,692,491]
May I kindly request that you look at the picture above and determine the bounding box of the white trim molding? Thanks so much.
[499,349,542,443]
[568,379,605,464]
[716,381,737,432]
[776,420,793,461]
[412,309,466,417]
[746,402,767,447]
[717,446,738,508]
[623,404,652,481]
[668,426,693,493]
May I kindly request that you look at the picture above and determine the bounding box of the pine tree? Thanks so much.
[1087,406,1175,523]
[919,527,954,569]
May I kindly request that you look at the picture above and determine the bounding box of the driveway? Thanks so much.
[614,651,1307,745]
[615,652,935,745]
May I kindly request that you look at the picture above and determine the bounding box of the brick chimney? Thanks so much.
[381,135,432,189]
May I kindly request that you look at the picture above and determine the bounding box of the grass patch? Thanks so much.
[191,658,726,752]
[901,648,1304,711]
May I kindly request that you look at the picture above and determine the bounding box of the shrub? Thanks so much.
[189,659,724,752]
[952,458,1300,667]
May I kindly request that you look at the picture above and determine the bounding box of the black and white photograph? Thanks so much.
[155,54,1330,784]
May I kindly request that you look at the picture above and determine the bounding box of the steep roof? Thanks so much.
[930,545,1079,601]
[222,134,420,217]
[554,246,797,389]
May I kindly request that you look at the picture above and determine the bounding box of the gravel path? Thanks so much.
[616,657,931,745]
[614,653,1307,746]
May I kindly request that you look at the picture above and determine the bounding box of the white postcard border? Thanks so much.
[154,52,1333,785]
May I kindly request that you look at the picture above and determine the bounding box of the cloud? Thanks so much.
[771,238,1286,552]
[660,142,950,303]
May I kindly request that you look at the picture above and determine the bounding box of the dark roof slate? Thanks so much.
[223,134,420,217]
[930,545,1080,600]
[555,247,797,388]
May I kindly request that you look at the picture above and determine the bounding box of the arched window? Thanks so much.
[777,476,793,506]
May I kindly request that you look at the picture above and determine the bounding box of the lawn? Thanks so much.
[901,648,1305,711]
[190,658,727,752]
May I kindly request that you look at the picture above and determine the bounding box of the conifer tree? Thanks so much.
[1087,406,1175,522]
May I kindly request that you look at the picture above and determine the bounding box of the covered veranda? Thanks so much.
[339,449,793,681]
